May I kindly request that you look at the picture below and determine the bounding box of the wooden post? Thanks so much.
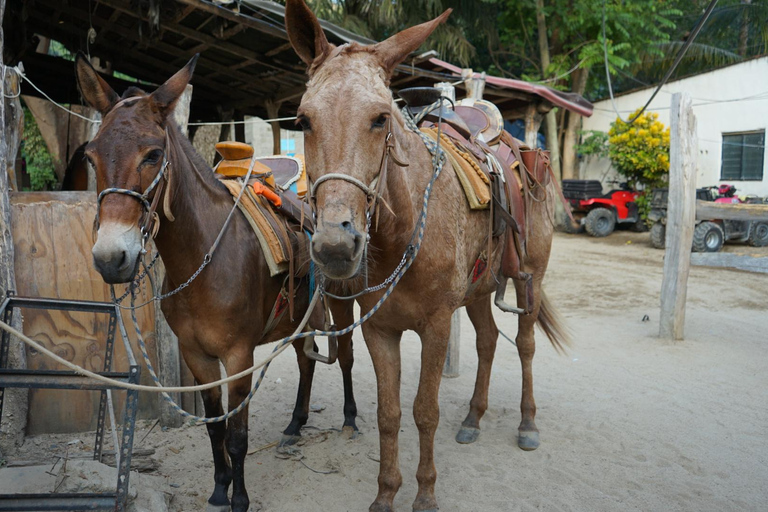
[523,103,543,148]
[0,0,29,454]
[265,100,283,156]
[86,112,101,191]
[659,93,697,340]
[443,311,461,378]
[152,84,192,427]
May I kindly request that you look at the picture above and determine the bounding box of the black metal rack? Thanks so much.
[0,293,140,512]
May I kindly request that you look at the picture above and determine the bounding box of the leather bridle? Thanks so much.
[94,128,171,250]
[308,118,408,237]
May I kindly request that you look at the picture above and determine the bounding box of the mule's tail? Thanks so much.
[537,291,571,354]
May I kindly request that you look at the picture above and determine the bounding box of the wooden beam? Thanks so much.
[31,2,271,97]
[696,200,768,222]
[443,310,461,378]
[659,93,697,341]
[96,0,296,77]
[174,0,288,40]
[28,12,255,101]
[691,253,768,274]
[0,0,29,453]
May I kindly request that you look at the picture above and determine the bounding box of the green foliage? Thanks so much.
[608,109,670,190]
[275,0,498,65]
[576,130,609,158]
[22,108,58,191]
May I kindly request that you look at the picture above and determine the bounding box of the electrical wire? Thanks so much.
[602,0,720,124]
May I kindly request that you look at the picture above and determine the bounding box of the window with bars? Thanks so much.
[720,131,765,181]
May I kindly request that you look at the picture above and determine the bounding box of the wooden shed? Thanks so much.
[1,0,592,438]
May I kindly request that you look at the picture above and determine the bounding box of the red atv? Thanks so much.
[562,180,644,237]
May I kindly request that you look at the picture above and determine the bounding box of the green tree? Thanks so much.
[483,0,680,182]
[275,0,497,65]
[22,108,57,191]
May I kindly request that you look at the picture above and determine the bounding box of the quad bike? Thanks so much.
[648,185,768,251]
[561,179,644,237]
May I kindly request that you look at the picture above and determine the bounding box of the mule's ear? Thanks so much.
[75,52,119,115]
[374,9,452,76]
[149,54,198,119]
[285,0,333,73]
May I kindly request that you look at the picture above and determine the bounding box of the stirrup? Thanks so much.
[303,328,339,364]
[494,273,533,315]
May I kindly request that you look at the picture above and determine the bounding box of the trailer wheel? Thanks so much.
[692,221,724,252]
[585,208,616,237]
[650,222,666,249]
[748,222,768,247]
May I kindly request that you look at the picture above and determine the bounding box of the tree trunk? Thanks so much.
[0,0,29,456]
[561,67,589,180]
[739,0,752,56]
[536,0,564,222]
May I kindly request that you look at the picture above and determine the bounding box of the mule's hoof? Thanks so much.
[455,426,480,444]
[413,509,438,512]
[342,425,360,440]
[518,430,540,451]
[206,504,231,512]
[279,434,301,447]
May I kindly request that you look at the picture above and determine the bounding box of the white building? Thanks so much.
[581,56,768,197]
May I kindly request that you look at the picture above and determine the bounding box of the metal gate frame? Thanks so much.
[0,293,140,512]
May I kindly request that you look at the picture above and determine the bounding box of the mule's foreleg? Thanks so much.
[411,319,451,512]
[184,355,232,512]
[282,340,317,446]
[331,299,358,435]
[364,325,403,512]
[457,298,499,445]
[224,352,254,512]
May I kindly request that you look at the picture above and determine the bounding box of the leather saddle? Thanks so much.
[399,87,558,314]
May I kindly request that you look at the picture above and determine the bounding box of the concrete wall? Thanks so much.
[581,57,768,197]
[245,117,304,157]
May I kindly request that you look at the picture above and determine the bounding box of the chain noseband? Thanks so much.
[95,129,171,248]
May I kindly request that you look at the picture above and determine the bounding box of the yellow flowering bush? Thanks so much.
[608,109,670,190]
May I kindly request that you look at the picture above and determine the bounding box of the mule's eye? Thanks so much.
[85,155,95,168]
[296,116,312,132]
[143,150,163,166]
[372,114,388,130]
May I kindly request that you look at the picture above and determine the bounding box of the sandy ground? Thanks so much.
[5,231,768,511]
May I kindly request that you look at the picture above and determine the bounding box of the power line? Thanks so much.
[602,0,720,124]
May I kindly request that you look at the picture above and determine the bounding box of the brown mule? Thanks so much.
[75,55,359,512]
[285,1,569,511]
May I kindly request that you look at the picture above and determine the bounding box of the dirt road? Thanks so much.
[11,231,768,511]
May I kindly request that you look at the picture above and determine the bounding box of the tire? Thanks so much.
[631,218,650,232]
[584,208,616,237]
[692,221,724,252]
[748,222,768,247]
[650,222,666,249]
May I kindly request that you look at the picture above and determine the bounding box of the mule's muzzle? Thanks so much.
[92,223,143,284]
[311,221,364,280]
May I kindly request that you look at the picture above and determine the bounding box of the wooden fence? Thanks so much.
[10,191,161,434]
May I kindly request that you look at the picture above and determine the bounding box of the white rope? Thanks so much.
[187,116,297,127]
[7,64,100,123]
[0,316,300,393]
[3,63,296,127]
